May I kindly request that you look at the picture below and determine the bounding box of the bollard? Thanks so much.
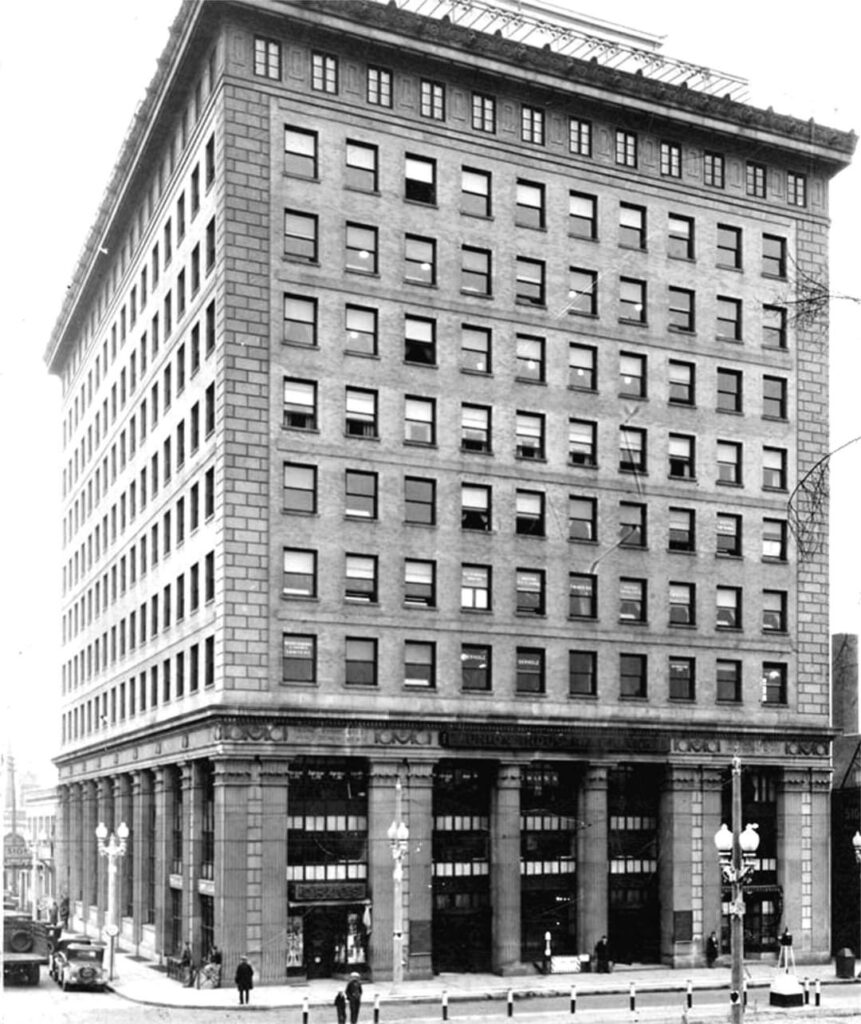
[629,981,636,1013]
[686,979,692,1009]
[815,978,821,1007]
[302,995,309,1024]
[507,988,514,1017]
[570,984,577,1014]
[374,993,380,1024]
[803,977,809,1005]
[442,988,449,1021]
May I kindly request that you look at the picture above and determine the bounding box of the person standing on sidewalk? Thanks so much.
[594,935,610,973]
[235,955,254,1005]
[346,972,363,1023]
[706,931,719,967]
[335,989,347,1024]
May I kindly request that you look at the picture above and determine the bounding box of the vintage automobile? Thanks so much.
[50,937,107,991]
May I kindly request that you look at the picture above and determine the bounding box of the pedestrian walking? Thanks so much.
[58,893,70,930]
[235,954,254,1004]
[594,935,610,973]
[335,989,348,1024]
[346,972,363,1023]
[706,931,718,968]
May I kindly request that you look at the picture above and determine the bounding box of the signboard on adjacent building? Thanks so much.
[4,833,30,868]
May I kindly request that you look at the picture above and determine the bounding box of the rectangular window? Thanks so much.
[312,52,338,93]
[515,489,544,536]
[461,484,491,531]
[669,657,695,700]
[405,397,435,445]
[569,496,596,542]
[763,305,787,349]
[660,141,681,177]
[568,268,598,315]
[717,660,741,702]
[717,440,742,485]
[405,155,436,204]
[615,130,637,167]
[516,179,545,228]
[763,234,787,278]
[345,140,378,191]
[345,388,378,438]
[521,105,544,144]
[404,559,435,607]
[668,360,695,405]
[472,92,496,133]
[762,663,787,704]
[345,223,378,273]
[516,334,544,381]
[569,344,596,390]
[420,79,445,119]
[569,419,597,467]
[284,210,317,261]
[461,325,491,373]
[620,278,646,322]
[746,162,767,198]
[282,548,316,598]
[619,203,646,249]
[345,554,378,603]
[284,127,317,177]
[569,651,597,696]
[345,304,378,355]
[284,463,316,514]
[787,172,807,207]
[461,404,491,452]
[569,191,597,239]
[461,564,491,610]
[716,586,742,629]
[346,638,377,686]
[717,368,743,412]
[404,641,435,687]
[283,294,317,346]
[762,590,787,632]
[763,447,787,490]
[516,648,545,693]
[717,225,742,269]
[717,297,742,341]
[619,501,646,548]
[254,36,281,79]
[461,246,492,295]
[763,518,787,561]
[668,434,695,479]
[619,426,646,473]
[620,578,646,622]
[461,167,491,217]
[669,582,695,626]
[716,513,742,556]
[668,214,694,259]
[283,378,317,430]
[282,634,315,684]
[668,288,695,331]
[367,66,392,106]
[620,653,646,698]
[404,235,436,286]
[345,469,377,519]
[569,573,597,618]
[763,376,787,419]
[704,151,725,188]
[668,507,695,552]
[405,477,435,525]
[462,645,491,691]
[569,117,592,156]
[515,258,545,306]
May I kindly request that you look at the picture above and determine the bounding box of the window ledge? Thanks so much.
[344,186,381,197]
[345,351,380,360]
[283,256,320,268]
[568,692,598,700]
[717,408,744,416]
[668,547,696,556]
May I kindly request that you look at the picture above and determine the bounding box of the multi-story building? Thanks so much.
[45,0,854,982]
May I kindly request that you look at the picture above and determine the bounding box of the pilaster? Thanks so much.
[659,765,700,967]
[577,764,608,953]
[405,761,434,979]
[491,763,522,975]
[367,760,403,980]
[213,758,253,975]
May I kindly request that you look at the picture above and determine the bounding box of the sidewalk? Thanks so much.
[106,951,859,1012]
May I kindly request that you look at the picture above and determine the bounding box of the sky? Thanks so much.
[1,1,859,784]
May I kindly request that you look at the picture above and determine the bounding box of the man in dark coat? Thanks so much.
[346,972,363,1023]
[235,955,254,1004]
[335,989,347,1024]
[594,935,610,973]
[706,931,719,967]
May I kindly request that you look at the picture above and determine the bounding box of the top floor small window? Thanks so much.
[746,162,767,198]
[569,117,592,156]
[421,80,445,120]
[254,37,281,80]
[615,130,637,167]
[312,52,338,94]
[660,142,681,177]
[367,66,392,107]
[521,105,544,145]
[472,93,496,133]
[787,172,807,208]
[704,151,725,188]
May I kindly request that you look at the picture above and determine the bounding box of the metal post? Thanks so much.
[388,777,409,991]
[814,978,821,1006]
[686,979,692,1008]
[442,988,448,1021]
[803,977,809,1004]
[373,992,380,1024]
[730,759,743,1024]
[570,984,577,1014]
[507,988,513,1017]
[31,837,39,921]
[302,995,309,1024]
[629,981,636,1013]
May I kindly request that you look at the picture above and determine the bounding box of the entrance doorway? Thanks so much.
[287,905,368,979]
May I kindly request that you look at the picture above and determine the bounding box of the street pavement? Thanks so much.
[105,950,860,1017]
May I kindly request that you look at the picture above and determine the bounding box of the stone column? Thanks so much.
[131,771,150,949]
[56,785,71,908]
[183,761,205,964]
[81,780,99,933]
[659,765,700,967]
[701,769,724,952]
[577,765,608,953]
[212,759,253,973]
[259,761,290,983]
[367,760,403,980]
[69,783,84,923]
[405,761,434,980]
[491,763,522,975]
[113,775,132,933]
[153,766,177,957]
[96,776,114,928]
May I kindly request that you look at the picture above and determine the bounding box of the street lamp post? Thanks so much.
[95,821,129,981]
[853,831,861,971]
[386,777,409,989]
[714,756,760,1024]
[30,832,49,921]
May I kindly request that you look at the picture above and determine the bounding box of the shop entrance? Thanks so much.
[287,904,368,979]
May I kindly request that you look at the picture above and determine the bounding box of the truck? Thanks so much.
[3,911,50,985]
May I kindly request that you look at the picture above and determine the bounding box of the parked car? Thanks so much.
[50,938,107,991]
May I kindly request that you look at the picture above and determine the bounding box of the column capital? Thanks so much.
[701,768,725,792]
[407,761,436,787]
[211,758,256,785]
[497,763,522,789]
[781,768,813,792]
[369,760,407,786]
[662,763,702,792]
[258,761,292,785]
[583,764,610,789]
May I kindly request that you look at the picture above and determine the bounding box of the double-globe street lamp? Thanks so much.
[95,821,129,981]
[387,777,409,989]
[853,831,861,975]
[714,756,760,1024]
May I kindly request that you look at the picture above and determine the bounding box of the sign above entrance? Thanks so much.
[292,882,366,903]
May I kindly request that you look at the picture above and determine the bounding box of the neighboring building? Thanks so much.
[45,0,855,981]
[832,633,860,955]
